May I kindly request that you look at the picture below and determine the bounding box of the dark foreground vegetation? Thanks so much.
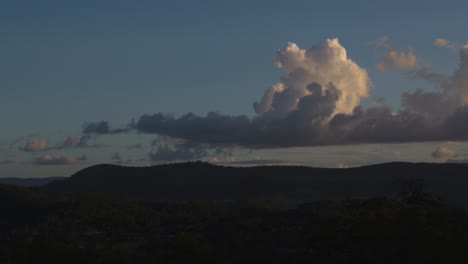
[2,180,468,264]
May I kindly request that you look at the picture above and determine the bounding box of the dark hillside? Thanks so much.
[45,162,468,206]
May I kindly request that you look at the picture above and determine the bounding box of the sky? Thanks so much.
[2,0,468,177]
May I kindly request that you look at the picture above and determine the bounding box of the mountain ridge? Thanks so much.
[0,176,66,187]
[43,161,468,205]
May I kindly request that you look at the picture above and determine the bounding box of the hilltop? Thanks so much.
[44,161,468,205]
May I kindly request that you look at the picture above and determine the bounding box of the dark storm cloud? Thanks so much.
[408,68,449,87]
[134,112,252,145]
[129,88,454,148]
[401,89,452,120]
[87,96,468,149]
[443,106,468,140]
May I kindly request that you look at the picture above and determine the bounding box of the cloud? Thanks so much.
[19,137,49,152]
[82,39,468,149]
[433,38,458,50]
[62,135,81,148]
[148,137,212,162]
[54,135,93,149]
[149,144,209,162]
[260,39,370,117]
[135,112,252,146]
[407,68,450,89]
[147,136,236,162]
[402,45,468,121]
[253,83,285,114]
[34,154,87,166]
[111,152,123,164]
[128,39,372,147]
[131,89,435,148]
[9,132,39,150]
[111,152,134,164]
[369,36,390,47]
[18,135,102,152]
[432,146,458,159]
[57,134,107,149]
[17,134,92,152]
[82,121,127,134]
[376,48,418,72]
[400,88,453,120]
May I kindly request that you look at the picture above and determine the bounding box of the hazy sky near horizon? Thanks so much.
[2,0,468,177]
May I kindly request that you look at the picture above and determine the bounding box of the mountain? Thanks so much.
[44,161,468,205]
[0,176,66,187]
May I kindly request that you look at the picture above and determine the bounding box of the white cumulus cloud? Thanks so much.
[255,38,371,119]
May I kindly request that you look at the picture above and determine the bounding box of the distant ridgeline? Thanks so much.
[43,161,468,206]
[0,177,66,187]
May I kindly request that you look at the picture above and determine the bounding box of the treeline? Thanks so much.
[1,183,468,263]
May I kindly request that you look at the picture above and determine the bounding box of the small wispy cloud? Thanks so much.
[433,38,458,51]
[82,121,127,134]
[432,146,458,159]
[369,35,390,47]
[376,48,418,72]
[19,137,49,152]
[34,154,87,166]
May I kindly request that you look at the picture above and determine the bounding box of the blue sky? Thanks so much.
[2,0,468,177]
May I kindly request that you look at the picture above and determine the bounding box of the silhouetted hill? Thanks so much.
[0,176,66,187]
[44,161,468,205]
